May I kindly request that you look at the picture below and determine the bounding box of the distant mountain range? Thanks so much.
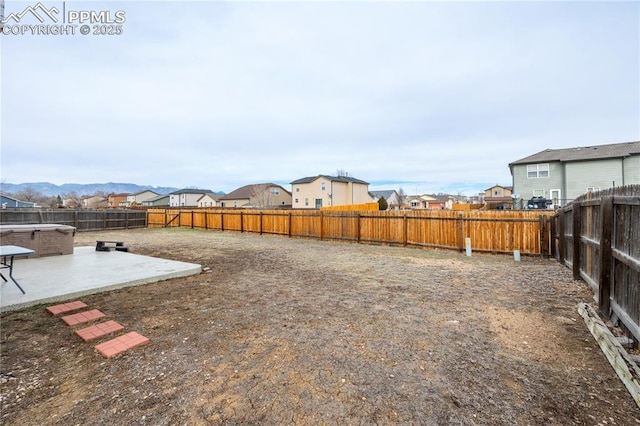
[0,182,181,197]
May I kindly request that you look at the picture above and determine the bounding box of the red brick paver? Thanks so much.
[46,301,88,316]
[61,309,106,326]
[75,320,124,342]
[95,332,149,358]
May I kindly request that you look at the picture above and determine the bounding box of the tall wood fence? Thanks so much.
[0,209,147,231]
[148,208,552,256]
[551,185,640,342]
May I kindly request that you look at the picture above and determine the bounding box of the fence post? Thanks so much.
[458,214,464,252]
[205,211,208,230]
[240,211,244,233]
[403,214,408,247]
[598,196,613,316]
[191,210,194,229]
[357,213,361,243]
[573,203,582,280]
[320,211,324,241]
[288,212,292,238]
[221,210,225,232]
[539,214,549,258]
[260,211,263,235]
[558,209,565,264]
[74,210,79,230]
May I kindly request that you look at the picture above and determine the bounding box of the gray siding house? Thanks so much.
[509,140,640,208]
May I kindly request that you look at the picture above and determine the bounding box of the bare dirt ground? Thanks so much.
[1,228,639,425]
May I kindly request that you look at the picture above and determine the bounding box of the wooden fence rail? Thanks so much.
[147,208,552,256]
[0,209,147,231]
[551,185,640,343]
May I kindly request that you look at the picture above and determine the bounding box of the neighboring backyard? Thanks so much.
[1,228,639,425]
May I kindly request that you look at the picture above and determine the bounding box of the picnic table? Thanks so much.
[0,245,35,294]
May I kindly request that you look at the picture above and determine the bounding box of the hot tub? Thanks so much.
[0,224,76,257]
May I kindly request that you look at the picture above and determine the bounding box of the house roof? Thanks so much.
[197,193,223,202]
[290,175,369,185]
[144,194,170,202]
[370,190,396,199]
[484,184,513,191]
[132,190,159,196]
[509,141,640,166]
[219,183,289,201]
[170,188,216,195]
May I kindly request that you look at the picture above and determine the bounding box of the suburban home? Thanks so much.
[107,193,128,208]
[290,175,372,209]
[126,190,160,207]
[169,188,218,207]
[218,183,291,208]
[509,140,640,208]
[81,195,108,209]
[141,194,170,207]
[483,185,513,210]
[0,192,37,208]
[197,193,223,207]
[370,190,403,210]
[407,194,436,209]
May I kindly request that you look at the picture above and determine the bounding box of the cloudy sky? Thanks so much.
[1,0,638,195]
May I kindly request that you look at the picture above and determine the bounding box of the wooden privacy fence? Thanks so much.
[0,209,147,231]
[551,185,640,343]
[148,208,552,256]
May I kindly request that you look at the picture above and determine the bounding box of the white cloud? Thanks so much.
[1,0,638,194]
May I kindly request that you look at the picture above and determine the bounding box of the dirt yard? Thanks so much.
[1,228,639,425]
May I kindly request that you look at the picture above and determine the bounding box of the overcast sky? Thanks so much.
[1,0,638,195]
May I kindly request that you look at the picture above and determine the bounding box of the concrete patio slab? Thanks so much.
[1,247,202,312]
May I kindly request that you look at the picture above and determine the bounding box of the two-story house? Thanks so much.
[483,185,513,210]
[509,141,640,208]
[290,175,372,209]
[107,193,128,208]
[126,190,160,207]
[169,188,217,207]
[218,183,291,208]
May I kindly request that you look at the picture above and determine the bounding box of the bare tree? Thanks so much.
[249,184,275,208]
[397,187,407,210]
[62,191,82,208]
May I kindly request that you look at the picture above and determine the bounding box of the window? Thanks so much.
[270,187,280,195]
[296,187,300,192]
[587,187,600,193]
[527,164,549,178]
[305,198,309,206]
[533,189,545,197]
[295,198,298,204]
[321,182,326,191]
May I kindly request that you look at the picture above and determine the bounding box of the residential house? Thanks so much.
[81,195,108,209]
[169,188,217,207]
[370,190,403,210]
[290,175,372,209]
[218,183,291,208]
[407,194,437,209]
[107,193,128,208]
[0,192,37,208]
[197,193,223,207]
[483,185,513,210]
[126,190,160,207]
[509,140,640,208]
[142,194,170,207]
